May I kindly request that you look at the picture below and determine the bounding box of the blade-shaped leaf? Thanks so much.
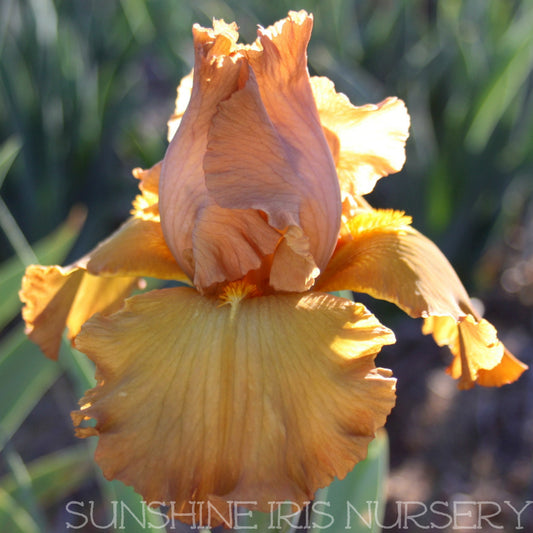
[0,327,61,446]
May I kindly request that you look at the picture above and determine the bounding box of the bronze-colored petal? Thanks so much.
[318,209,527,387]
[73,288,396,526]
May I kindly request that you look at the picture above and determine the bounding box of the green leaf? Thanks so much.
[312,430,389,533]
[0,207,86,331]
[0,445,93,507]
[98,481,166,532]
[0,487,41,533]
[0,327,61,447]
[0,135,22,191]
[465,8,533,151]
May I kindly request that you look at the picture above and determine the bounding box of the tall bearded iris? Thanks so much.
[20,10,527,526]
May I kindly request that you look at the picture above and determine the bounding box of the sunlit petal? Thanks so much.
[73,288,395,525]
[20,265,136,359]
[424,315,528,389]
[311,76,410,197]
[84,216,188,282]
[318,209,527,386]
[167,70,194,142]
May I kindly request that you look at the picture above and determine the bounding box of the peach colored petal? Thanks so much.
[191,204,279,291]
[244,12,341,271]
[203,68,322,289]
[269,226,320,291]
[73,288,396,526]
[159,23,261,289]
[20,265,136,359]
[311,76,410,197]
[318,208,527,387]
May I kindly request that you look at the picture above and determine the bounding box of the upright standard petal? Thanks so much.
[160,13,341,293]
[160,22,282,291]
[317,209,527,387]
[72,288,396,527]
[243,12,342,274]
[311,76,410,197]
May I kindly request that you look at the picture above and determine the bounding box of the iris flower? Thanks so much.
[20,10,527,526]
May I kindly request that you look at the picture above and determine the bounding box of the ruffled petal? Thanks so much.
[72,288,396,526]
[244,12,341,271]
[424,315,528,389]
[160,23,271,289]
[203,68,320,290]
[311,76,410,197]
[132,161,161,198]
[161,13,341,292]
[20,265,136,359]
[20,194,188,359]
[317,209,527,387]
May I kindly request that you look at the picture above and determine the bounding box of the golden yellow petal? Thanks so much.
[20,203,189,358]
[424,315,528,389]
[316,209,468,318]
[85,217,189,282]
[167,70,194,142]
[132,161,161,198]
[311,76,410,197]
[73,288,396,526]
[20,265,136,359]
[318,208,527,387]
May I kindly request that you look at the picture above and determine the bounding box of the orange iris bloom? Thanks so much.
[20,10,527,526]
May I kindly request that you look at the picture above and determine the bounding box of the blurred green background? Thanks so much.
[1,0,532,532]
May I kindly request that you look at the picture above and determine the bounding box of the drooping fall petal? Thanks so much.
[317,208,528,387]
[424,315,528,389]
[20,265,136,359]
[311,76,410,197]
[72,288,396,526]
[20,162,189,359]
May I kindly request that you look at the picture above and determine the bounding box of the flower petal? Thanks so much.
[317,209,527,387]
[424,315,528,389]
[244,12,342,271]
[72,288,396,525]
[167,70,194,142]
[20,265,136,359]
[160,23,280,290]
[316,209,467,318]
[191,204,279,290]
[85,216,188,282]
[203,69,320,290]
[20,197,188,359]
[311,76,410,196]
